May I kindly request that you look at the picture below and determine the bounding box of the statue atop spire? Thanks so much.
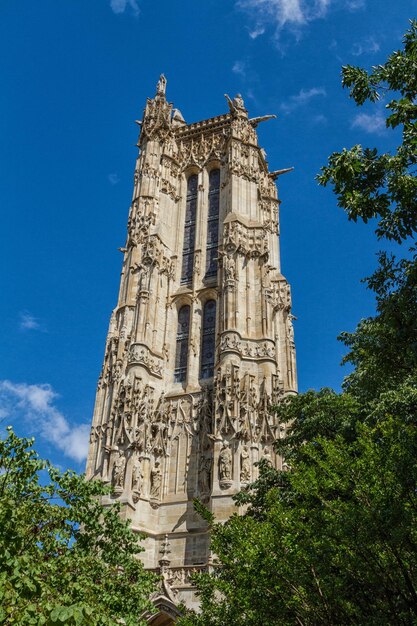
[156,74,167,97]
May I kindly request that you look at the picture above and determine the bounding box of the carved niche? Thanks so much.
[222,219,268,259]
[213,367,283,446]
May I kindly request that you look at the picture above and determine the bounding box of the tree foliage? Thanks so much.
[179,20,417,626]
[318,19,417,243]
[0,428,156,625]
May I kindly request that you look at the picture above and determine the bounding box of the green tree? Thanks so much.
[179,20,417,626]
[0,427,156,625]
[318,18,417,244]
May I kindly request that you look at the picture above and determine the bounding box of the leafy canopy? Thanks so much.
[0,427,156,625]
[318,19,417,243]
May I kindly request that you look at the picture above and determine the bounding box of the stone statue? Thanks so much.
[224,255,236,281]
[198,454,212,494]
[113,450,126,488]
[286,314,295,342]
[234,94,245,110]
[240,446,251,483]
[150,460,162,498]
[156,74,167,96]
[219,441,232,481]
[263,447,272,465]
[131,456,143,493]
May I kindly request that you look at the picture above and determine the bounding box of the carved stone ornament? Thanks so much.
[240,445,251,483]
[128,343,163,377]
[219,331,275,361]
[150,460,162,499]
[112,449,126,493]
[167,566,207,589]
[219,440,233,488]
[131,455,143,503]
[156,74,167,96]
[222,219,268,259]
[177,132,226,169]
[198,453,212,495]
[140,95,173,144]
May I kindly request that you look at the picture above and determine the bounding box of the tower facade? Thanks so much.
[86,76,297,616]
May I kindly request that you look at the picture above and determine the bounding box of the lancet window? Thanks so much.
[181,174,198,284]
[205,169,220,277]
[174,305,191,383]
[200,300,216,379]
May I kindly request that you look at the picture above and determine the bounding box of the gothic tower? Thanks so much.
[86,75,297,617]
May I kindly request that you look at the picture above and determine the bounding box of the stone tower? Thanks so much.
[86,75,297,620]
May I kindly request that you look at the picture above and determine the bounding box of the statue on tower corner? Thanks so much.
[225,93,247,115]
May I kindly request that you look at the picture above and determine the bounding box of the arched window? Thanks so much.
[200,300,216,379]
[205,169,220,277]
[174,305,190,383]
[181,174,198,284]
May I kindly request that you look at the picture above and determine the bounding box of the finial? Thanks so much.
[156,74,167,97]
[159,533,171,563]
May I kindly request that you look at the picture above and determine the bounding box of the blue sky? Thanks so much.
[0,0,414,470]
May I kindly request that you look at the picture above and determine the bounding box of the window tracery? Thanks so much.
[200,300,216,379]
[205,169,220,277]
[174,305,191,383]
[181,174,198,284]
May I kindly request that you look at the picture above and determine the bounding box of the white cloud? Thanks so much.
[281,87,327,113]
[351,111,386,135]
[0,381,90,463]
[110,0,140,17]
[346,0,365,9]
[232,61,247,76]
[249,25,266,38]
[351,36,379,56]
[19,311,41,331]
[238,0,304,31]
[237,0,365,38]
[108,173,120,185]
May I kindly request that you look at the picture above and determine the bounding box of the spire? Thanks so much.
[139,74,172,145]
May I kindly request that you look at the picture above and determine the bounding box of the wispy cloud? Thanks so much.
[110,0,140,17]
[19,311,42,332]
[312,113,327,124]
[232,60,247,76]
[346,0,365,9]
[108,173,120,185]
[236,0,364,39]
[249,25,266,39]
[351,111,386,135]
[0,381,90,463]
[281,87,327,113]
[351,36,379,56]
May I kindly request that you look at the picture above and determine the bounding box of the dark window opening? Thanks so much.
[174,305,191,383]
[181,175,198,284]
[200,300,216,379]
[205,170,220,277]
